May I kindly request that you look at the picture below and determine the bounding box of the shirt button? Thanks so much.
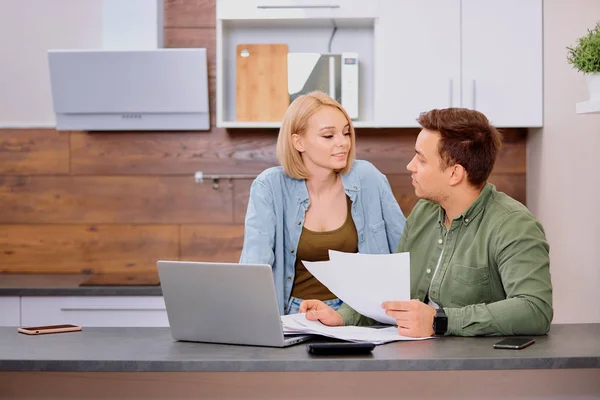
[438,239,443,244]
[297,221,301,225]
[287,277,292,281]
[290,249,295,253]
[465,218,470,223]
[426,269,431,274]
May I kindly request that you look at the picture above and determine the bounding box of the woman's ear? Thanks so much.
[292,134,304,152]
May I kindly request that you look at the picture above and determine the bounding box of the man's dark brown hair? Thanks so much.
[417,108,502,188]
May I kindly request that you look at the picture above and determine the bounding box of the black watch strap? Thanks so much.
[433,307,448,336]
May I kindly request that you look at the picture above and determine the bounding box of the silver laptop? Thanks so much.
[157,260,311,347]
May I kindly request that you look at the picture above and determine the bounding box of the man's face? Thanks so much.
[406,129,452,203]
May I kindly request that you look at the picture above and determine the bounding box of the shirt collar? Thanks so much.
[437,183,495,227]
[341,166,360,195]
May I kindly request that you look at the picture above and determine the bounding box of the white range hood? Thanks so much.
[46,0,210,131]
[48,48,210,131]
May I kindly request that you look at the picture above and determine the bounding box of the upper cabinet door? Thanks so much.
[461,0,543,127]
[374,0,461,127]
[217,0,378,20]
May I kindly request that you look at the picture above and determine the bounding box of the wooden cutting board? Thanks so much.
[236,44,289,122]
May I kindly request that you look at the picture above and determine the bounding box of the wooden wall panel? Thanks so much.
[164,0,215,28]
[489,174,526,205]
[70,128,523,176]
[70,130,278,175]
[0,225,178,273]
[0,130,70,174]
[180,224,244,262]
[0,176,233,224]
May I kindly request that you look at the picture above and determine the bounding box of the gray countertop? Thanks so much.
[1,324,599,372]
[0,274,162,296]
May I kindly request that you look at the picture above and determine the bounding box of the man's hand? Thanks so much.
[299,300,344,326]
[382,299,436,338]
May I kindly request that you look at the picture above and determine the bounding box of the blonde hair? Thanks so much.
[276,91,356,179]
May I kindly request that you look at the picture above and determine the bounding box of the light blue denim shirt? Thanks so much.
[239,160,406,314]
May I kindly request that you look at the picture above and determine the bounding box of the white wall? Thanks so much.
[0,0,103,127]
[0,0,160,128]
[528,0,600,323]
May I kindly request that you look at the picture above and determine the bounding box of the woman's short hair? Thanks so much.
[276,91,356,179]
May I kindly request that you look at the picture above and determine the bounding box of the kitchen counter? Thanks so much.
[0,274,162,296]
[1,324,599,373]
[1,324,599,399]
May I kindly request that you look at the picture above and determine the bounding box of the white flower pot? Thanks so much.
[586,73,600,100]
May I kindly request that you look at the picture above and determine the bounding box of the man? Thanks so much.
[300,108,553,337]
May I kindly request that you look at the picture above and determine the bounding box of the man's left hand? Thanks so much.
[381,299,436,338]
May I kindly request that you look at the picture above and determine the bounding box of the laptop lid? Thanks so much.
[157,261,308,347]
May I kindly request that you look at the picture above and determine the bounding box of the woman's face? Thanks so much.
[293,106,352,173]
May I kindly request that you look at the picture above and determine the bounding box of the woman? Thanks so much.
[240,91,406,315]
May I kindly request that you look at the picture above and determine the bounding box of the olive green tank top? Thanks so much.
[291,196,358,301]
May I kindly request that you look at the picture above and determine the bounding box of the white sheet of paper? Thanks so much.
[302,250,410,324]
[281,313,430,344]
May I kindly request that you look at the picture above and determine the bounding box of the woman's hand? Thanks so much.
[299,299,344,326]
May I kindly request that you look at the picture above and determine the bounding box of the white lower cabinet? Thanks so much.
[0,297,21,326]
[20,296,169,327]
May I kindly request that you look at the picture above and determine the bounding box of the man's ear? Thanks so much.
[292,134,304,152]
[449,164,466,186]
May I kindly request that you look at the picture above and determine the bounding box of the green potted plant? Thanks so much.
[567,21,600,100]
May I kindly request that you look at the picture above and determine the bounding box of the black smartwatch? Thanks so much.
[433,308,448,336]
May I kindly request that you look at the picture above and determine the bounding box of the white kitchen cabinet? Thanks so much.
[461,0,543,127]
[20,296,169,327]
[0,297,20,326]
[216,3,376,127]
[374,0,461,127]
[217,0,543,128]
[217,0,378,20]
[375,0,542,127]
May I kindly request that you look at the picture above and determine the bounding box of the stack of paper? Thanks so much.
[302,250,411,324]
[281,313,429,345]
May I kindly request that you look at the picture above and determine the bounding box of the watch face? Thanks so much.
[434,311,448,335]
[435,317,448,334]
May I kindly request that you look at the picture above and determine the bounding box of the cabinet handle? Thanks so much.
[257,5,340,9]
[60,306,166,312]
[449,79,453,107]
[471,79,477,110]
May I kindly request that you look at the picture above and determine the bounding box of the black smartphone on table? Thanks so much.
[307,342,375,355]
[493,337,535,350]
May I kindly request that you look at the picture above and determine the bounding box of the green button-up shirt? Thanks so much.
[338,184,553,336]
